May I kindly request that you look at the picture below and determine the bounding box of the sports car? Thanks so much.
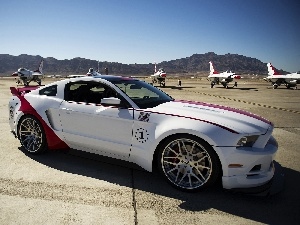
[9,75,280,192]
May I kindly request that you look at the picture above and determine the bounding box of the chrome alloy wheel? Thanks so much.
[18,116,45,153]
[161,137,213,190]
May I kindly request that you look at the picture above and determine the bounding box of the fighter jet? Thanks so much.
[208,61,241,88]
[86,67,102,76]
[12,59,44,86]
[264,63,300,89]
[151,63,167,87]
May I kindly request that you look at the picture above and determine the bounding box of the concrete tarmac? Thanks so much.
[0,77,299,225]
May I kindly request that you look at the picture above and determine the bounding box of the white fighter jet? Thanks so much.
[12,59,44,86]
[264,63,300,89]
[86,67,102,76]
[208,61,241,88]
[67,66,102,79]
[151,63,167,87]
[86,61,103,76]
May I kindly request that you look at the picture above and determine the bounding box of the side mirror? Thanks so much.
[101,97,121,106]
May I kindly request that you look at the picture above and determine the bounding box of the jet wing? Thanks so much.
[32,72,43,76]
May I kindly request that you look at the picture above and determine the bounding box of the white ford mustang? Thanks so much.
[9,75,280,192]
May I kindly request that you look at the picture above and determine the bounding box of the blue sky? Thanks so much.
[0,0,299,72]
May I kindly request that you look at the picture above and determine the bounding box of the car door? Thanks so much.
[58,81,134,159]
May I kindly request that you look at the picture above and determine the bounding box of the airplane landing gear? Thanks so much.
[221,82,229,89]
[273,83,278,89]
[157,77,166,87]
[16,79,22,85]
[37,78,42,86]
[33,76,42,86]
[160,80,165,87]
[210,81,215,88]
[234,82,237,87]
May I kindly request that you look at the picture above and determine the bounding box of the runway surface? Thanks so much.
[0,77,299,225]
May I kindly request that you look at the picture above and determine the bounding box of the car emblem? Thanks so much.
[138,112,150,122]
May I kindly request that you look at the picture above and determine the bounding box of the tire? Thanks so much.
[18,115,47,154]
[157,134,221,191]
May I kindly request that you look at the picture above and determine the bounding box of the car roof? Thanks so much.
[69,75,139,83]
[95,75,138,82]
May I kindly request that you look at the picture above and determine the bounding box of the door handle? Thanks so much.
[62,108,73,114]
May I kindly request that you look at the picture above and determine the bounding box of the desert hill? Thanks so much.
[0,52,286,76]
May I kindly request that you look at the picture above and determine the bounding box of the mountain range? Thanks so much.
[0,52,286,76]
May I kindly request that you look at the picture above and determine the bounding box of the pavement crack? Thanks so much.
[131,169,138,225]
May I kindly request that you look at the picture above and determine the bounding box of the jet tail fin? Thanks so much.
[209,61,218,75]
[267,63,281,76]
[34,59,44,73]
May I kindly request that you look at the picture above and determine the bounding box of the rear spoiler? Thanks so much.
[10,86,39,96]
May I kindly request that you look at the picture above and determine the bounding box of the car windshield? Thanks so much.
[108,78,174,109]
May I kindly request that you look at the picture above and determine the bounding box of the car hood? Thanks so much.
[152,100,272,134]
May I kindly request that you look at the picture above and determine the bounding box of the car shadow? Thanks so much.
[19,147,299,225]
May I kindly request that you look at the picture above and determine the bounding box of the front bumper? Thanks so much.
[226,161,285,196]
[217,134,279,190]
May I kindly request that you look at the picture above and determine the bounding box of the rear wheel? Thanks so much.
[157,135,221,191]
[18,115,47,154]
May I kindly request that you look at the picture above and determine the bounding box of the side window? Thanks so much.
[64,81,117,104]
[64,82,89,102]
[39,85,57,96]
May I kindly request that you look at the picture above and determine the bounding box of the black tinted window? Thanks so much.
[39,85,57,96]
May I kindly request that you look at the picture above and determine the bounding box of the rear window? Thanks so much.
[39,85,57,96]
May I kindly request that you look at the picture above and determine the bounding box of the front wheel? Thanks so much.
[157,135,221,191]
[18,115,47,154]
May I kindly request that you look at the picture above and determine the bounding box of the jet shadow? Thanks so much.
[212,87,258,90]
[154,85,196,90]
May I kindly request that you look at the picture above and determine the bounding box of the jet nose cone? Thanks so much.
[11,72,19,76]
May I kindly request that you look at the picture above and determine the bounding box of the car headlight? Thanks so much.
[237,135,259,147]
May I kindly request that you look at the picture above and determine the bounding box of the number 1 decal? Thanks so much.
[134,128,149,143]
